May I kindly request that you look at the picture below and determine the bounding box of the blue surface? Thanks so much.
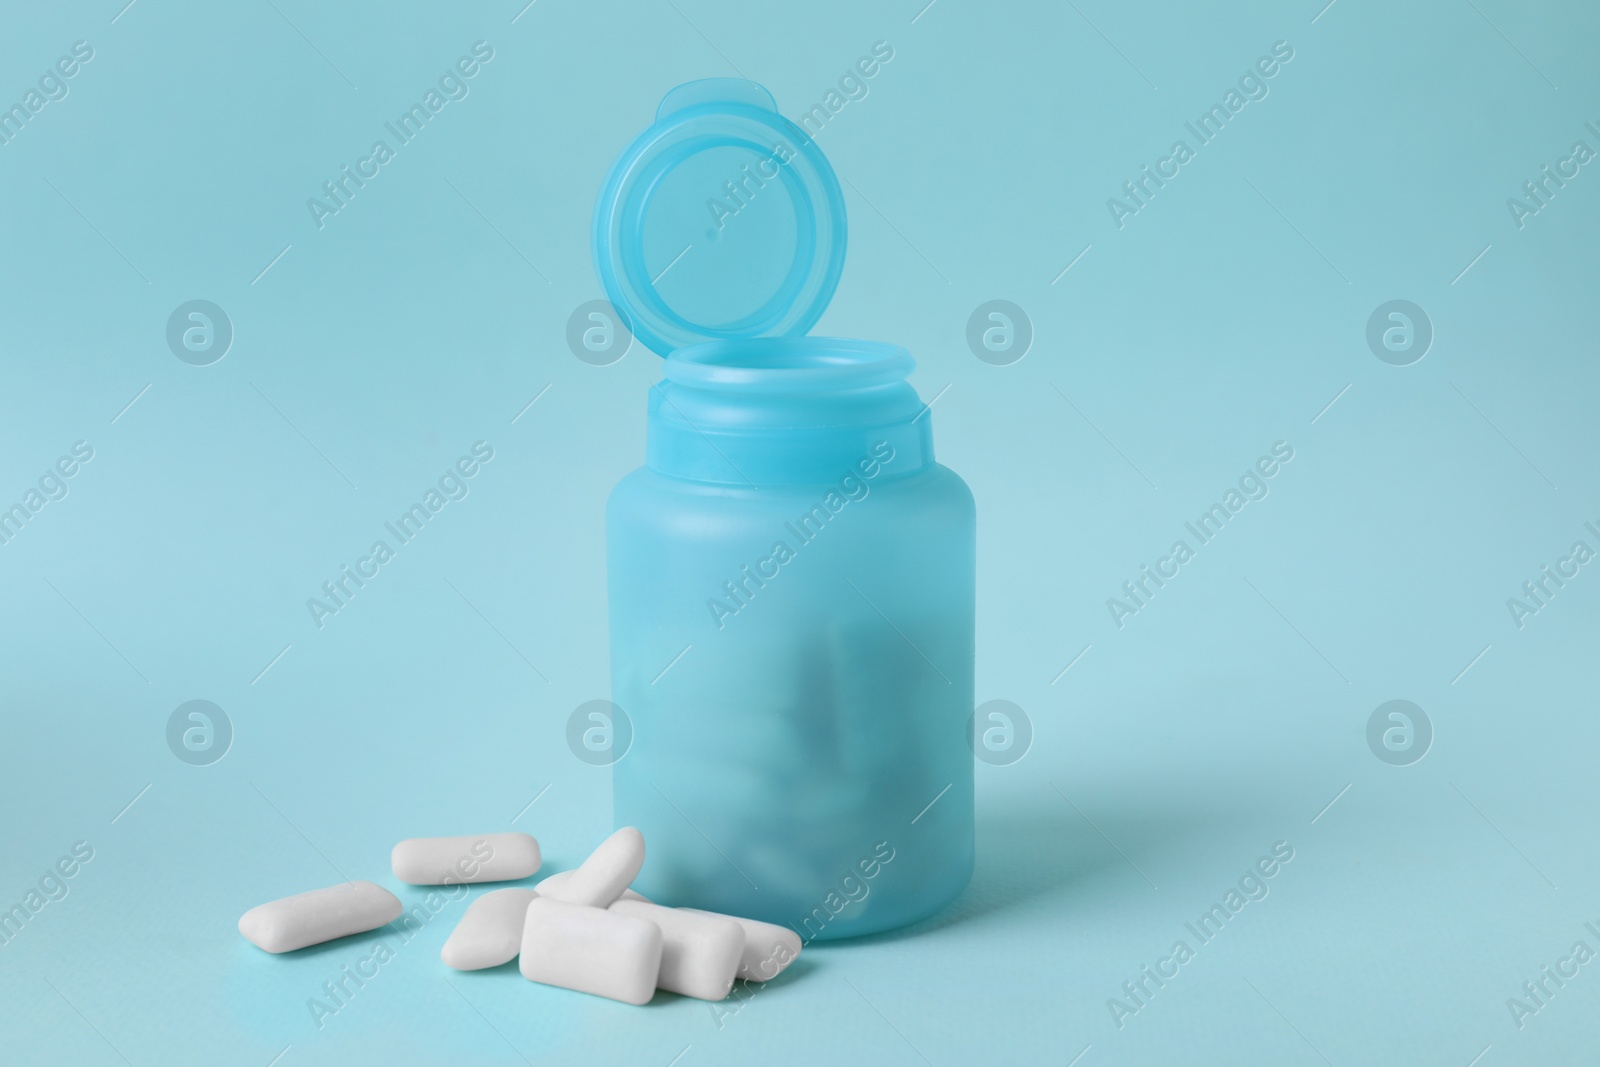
[1,1,1597,1064]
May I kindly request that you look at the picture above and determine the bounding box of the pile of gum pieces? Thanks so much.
[237,827,800,1004]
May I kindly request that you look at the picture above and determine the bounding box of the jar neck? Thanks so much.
[645,338,934,485]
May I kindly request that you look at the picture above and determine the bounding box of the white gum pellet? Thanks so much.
[539,827,644,907]
[239,880,402,953]
[441,888,539,970]
[609,899,743,1001]
[519,896,663,1005]
[535,868,650,904]
[390,832,540,885]
[681,909,803,982]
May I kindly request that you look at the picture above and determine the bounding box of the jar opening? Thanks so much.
[664,337,913,393]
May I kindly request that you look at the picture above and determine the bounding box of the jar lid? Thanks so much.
[592,79,847,358]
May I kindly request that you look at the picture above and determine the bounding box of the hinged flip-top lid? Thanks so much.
[592,79,847,357]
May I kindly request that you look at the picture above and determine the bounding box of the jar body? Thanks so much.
[606,340,974,939]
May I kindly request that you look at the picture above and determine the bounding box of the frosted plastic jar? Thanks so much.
[592,81,975,937]
[608,337,974,937]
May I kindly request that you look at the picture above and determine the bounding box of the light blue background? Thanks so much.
[2,0,1597,1064]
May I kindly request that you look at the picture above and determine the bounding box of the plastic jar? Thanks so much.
[593,81,975,938]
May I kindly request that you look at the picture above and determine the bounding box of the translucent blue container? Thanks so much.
[595,81,974,938]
